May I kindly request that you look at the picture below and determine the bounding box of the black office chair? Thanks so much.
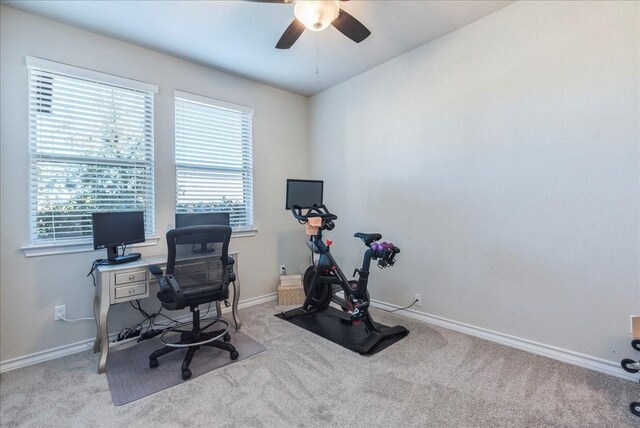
[147,225,239,380]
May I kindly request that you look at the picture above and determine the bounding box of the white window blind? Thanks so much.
[174,90,254,230]
[27,58,156,244]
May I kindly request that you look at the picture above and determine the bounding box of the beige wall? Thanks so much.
[309,1,639,362]
[0,6,310,363]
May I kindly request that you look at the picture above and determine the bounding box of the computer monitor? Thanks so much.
[285,179,324,210]
[175,212,230,252]
[92,211,145,263]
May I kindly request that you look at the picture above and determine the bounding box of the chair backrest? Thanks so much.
[165,225,232,275]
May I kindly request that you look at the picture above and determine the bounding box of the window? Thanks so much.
[174,90,254,231]
[27,57,157,245]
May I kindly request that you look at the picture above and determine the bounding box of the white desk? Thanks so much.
[92,251,240,374]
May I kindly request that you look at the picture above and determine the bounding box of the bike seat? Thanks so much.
[354,233,382,246]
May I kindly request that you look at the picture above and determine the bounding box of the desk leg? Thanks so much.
[232,254,241,330]
[215,301,222,319]
[92,296,101,353]
[231,281,241,330]
[96,294,110,374]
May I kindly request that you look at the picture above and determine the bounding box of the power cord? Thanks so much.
[87,259,111,287]
[379,298,419,313]
[116,299,205,343]
[129,302,214,342]
[119,299,186,342]
[117,325,142,341]
[128,300,167,338]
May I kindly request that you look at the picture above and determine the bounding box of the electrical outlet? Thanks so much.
[280,265,286,276]
[54,305,66,321]
[414,294,422,307]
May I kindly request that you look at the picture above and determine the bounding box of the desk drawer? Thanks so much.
[115,270,147,285]
[115,282,147,299]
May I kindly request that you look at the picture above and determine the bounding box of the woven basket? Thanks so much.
[278,285,306,305]
[278,274,304,305]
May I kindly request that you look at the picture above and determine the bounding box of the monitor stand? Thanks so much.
[106,246,141,264]
[109,253,141,264]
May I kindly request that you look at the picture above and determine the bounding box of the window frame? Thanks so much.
[173,90,256,234]
[22,57,160,257]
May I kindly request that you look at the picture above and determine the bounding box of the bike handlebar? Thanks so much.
[290,204,400,268]
[290,205,338,223]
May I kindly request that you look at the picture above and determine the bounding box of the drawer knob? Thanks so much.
[129,275,135,280]
[129,288,134,294]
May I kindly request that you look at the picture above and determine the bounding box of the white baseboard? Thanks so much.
[0,338,95,374]
[3,292,634,384]
[0,292,278,374]
[370,299,638,383]
[237,292,278,309]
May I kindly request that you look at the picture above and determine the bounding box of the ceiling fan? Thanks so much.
[250,0,371,49]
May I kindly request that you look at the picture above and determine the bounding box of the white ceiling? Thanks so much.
[3,0,512,96]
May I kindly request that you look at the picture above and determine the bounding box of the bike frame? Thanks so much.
[306,228,374,301]
[303,224,380,333]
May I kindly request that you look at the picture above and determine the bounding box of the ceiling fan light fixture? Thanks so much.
[294,1,340,32]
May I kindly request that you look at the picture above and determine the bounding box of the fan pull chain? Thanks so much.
[315,33,321,81]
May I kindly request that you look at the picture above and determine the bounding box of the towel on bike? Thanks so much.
[306,217,322,235]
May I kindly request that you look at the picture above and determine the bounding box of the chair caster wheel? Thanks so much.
[149,358,158,369]
[632,339,640,352]
[621,358,639,373]
[631,402,640,417]
[223,333,231,342]
[230,350,239,360]
[182,369,192,380]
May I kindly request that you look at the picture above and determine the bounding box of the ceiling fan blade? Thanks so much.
[276,19,306,49]
[331,9,370,43]
[246,0,347,2]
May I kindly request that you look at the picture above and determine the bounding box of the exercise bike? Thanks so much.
[280,181,408,354]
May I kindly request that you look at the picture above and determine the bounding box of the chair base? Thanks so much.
[160,316,231,348]
[149,307,239,380]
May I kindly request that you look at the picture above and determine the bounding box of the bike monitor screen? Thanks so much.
[286,179,323,210]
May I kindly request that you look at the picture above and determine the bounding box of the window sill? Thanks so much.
[232,228,258,239]
[21,229,257,257]
[20,229,258,257]
[21,236,161,258]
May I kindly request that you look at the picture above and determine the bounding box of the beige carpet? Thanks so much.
[1,301,638,427]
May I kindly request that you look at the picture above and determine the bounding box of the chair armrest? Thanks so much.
[226,256,236,282]
[227,269,236,283]
[149,264,186,310]
[218,260,236,300]
[148,264,164,283]
[164,274,186,309]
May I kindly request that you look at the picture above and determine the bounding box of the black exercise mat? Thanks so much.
[275,306,408,355]
[106,330,266,405]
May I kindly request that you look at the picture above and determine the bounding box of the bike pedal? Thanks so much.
[349,302,369,323]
